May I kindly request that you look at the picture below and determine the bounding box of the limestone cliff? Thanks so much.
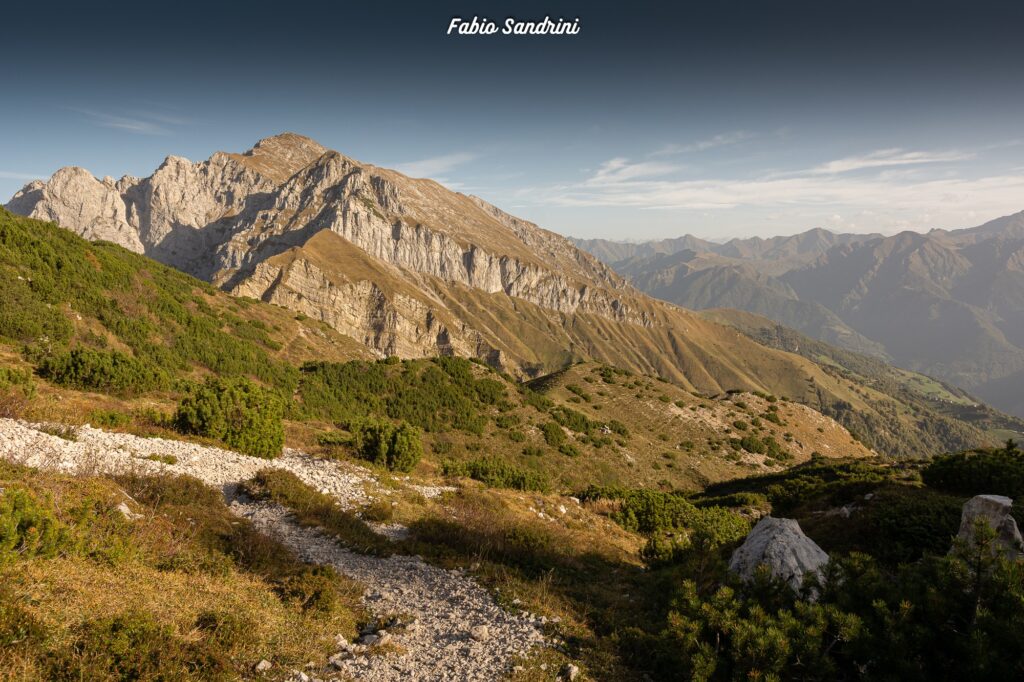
[4,133,877,402]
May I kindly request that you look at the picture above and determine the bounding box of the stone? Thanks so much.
[728,516,829,592]
[327,653,349,669]
[254,659,272,673]
[469,624,490,641]
[562,663,581,680]
[956,494,1024,558]
[357,633,380,646]
[116,502,141,521]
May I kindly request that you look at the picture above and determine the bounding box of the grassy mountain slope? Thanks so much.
[0,207,369,394]
[5,135,927,418]
[702,308,1024,456]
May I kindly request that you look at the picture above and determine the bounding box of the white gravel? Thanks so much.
[237,502,545,681]
[0,418,547,680]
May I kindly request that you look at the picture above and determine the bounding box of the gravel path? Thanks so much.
[236,501,545,681]
[0,418,546,680]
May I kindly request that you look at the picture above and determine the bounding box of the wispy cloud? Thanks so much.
[393,152,477,178]
[650,131,753,157]
[70,108,189,135]
[807,148,973,175]
[587,158,680,184]
[516,144,1023,222]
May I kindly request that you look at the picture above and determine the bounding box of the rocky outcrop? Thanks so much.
[728,516,829,592]
[956,494,1024,559]
[8,168,144,252]
[7,133,643,330]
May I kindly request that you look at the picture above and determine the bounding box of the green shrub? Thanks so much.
[88,409,131,428]
[174,377,284,458]
[641,507,749,567]
[581,486,700,534]
[559,443,582,457]
[606,420,629,437]
[317,431,350,447]
[297,357,499,435]
[923,442,1024,498]
[542,421,566,447]
[0,486,71,565]
[349,417,423,472]
[550,405,597,434]
[442,457,548,492]
[38,348,167,395]
[51,610,230,681]
[281,565,347,614]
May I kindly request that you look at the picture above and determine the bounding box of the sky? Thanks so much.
[1,0,1023,240]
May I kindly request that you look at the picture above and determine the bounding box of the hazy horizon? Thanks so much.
[2,0,1022,240]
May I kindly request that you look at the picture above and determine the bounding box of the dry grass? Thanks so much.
[0,462,365,680]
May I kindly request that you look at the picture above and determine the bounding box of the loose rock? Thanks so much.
[956,494,1024,558]
[728,516,829,592]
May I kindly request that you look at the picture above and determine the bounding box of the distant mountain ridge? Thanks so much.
[574,212,1024,417]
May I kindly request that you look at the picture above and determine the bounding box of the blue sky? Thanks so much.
[1,0,1022,240]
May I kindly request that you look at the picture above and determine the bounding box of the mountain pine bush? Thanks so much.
[174,378,284,458]
[349,417,423,472]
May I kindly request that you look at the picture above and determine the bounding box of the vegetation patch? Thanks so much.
[442,457,549,492]
[174,377,284,458]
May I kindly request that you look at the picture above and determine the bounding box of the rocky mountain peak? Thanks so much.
[226,132,330,183]
[4,133,881,396]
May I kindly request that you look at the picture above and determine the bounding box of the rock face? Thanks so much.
[3,132,891,401]
[728,516,829,592]
[956,494,1024,558]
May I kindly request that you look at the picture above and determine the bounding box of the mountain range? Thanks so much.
[573,212,1024,418]
[5,132,1022,456]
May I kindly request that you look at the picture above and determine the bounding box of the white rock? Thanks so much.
[469,624,490,641]
[728,516,829,592]
[254,659,272,672]
[956,494,1024,558]
[116,502,141,521]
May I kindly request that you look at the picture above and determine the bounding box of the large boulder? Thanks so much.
[728,516,829,592]
[956,494,1023,559]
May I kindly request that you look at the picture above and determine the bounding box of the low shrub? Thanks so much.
[349,417,423,472]
[174,377,284,458]
[923,442,1024,499]
[50,610,230,681]
[38,348,167,396]
[0,486,71,566]
[442,457,549,492]
[542,421,566,447]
